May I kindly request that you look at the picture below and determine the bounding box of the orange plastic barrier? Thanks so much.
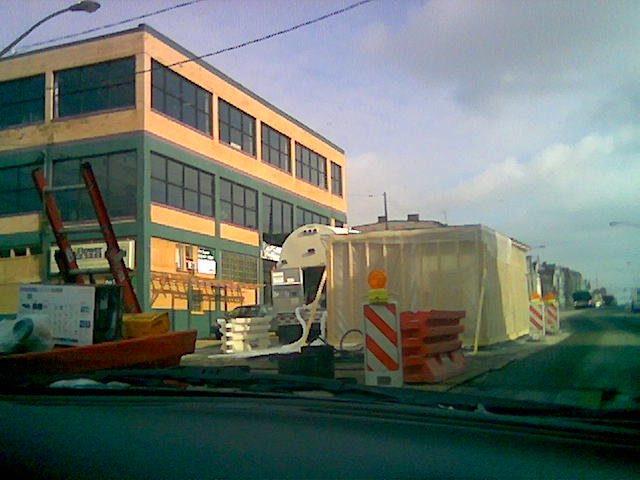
[400,310,466,383]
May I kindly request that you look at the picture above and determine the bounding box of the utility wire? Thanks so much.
[163,0,376,69]
[15,0,208,52]
[3,0,377,100]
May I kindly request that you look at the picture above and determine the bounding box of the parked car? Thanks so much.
[225,304,273,319]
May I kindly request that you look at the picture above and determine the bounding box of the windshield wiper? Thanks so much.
[4,366,639,426]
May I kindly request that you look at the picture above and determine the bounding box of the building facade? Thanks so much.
[0,25,347,336]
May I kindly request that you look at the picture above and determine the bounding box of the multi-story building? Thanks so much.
[0,24,347,336]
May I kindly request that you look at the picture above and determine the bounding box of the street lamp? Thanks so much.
[609,221,640,229]
[0,1,100,58]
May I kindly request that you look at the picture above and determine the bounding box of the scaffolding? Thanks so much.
[150,271,262,335]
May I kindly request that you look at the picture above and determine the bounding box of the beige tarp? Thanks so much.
[324,225,529,347]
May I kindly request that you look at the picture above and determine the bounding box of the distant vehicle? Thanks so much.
[225,304,272,319]
[572,290,594,309]
[602,294,616,307]
[631,288,640,313]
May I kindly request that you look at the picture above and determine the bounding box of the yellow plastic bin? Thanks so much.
[122,312,170,338]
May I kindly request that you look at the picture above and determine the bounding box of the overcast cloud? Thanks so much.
[1,0,638,298]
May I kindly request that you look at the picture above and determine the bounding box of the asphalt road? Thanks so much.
[451,307,640,409]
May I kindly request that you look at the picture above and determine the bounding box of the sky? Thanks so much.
[1,0,639,300]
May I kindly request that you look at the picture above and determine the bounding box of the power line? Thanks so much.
[15,0,208,53]
[4,0,377,99]
[164,0,377,68]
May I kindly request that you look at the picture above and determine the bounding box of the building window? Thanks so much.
[52,151,137,222]
[334,219,345,228]
[262,195,293,235]
[55,57,135,118]
[218,99,256,156]
[0,162,43,216]
[295,143,327,189]
[0,75,45,130]
[150,152,214,217]
[296,206,329,227]
[219,250,258,284]
[220,178,258,229]
[151,60,212,135]
[331,162,343,197]
[175,244,216,275]
[261,123,291,172]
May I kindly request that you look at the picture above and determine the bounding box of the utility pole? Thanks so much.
[383,191,389,230]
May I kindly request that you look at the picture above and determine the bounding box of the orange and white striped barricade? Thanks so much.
[528,299,545,340]
[544,299,559,334]
[401,310,465,383]
[363,302,403,387]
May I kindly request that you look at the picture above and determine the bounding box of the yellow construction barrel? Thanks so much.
[122,312,170,338]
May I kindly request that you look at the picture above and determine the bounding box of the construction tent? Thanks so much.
[324,225,530,348]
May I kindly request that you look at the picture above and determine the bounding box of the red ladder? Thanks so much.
[32,162,142,314]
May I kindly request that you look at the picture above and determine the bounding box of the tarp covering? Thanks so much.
[324,225,530,347]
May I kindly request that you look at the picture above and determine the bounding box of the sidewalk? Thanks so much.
[182,325,572,389]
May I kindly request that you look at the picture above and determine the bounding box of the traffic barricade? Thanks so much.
[400,310,465,383]
[528,296,545,340]
[543,295,559,334]
[363,302,403,387]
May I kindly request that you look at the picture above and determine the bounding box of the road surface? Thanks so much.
[451,307,640,408]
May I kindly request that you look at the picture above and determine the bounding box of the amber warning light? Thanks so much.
[367,269,389,303]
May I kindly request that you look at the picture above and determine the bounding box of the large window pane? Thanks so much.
[331,162,343,196]
[295,143,327,189]
[167,184,183,209]
[56,58,134,118]
[167,160,182,185]
[151,59,212,135]
[151,178,166,203]
[151,155,166,180]
[261,123,291,172]
[297,206,328,228]
[0,162,43,215]
[220,179,232,201]
[220,178,257,229]
[150,151,214,219]
[218,99,255,156]
[245,190,256,210]
[184,167,198,190]
[200,195,213,217]
[184,190,199,213]
[199,173,212,195]
[0,74,45,129]
[51,151,136,221]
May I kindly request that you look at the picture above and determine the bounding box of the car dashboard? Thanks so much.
[0,391,638,479]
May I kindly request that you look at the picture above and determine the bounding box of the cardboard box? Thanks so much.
[18,284,96,347]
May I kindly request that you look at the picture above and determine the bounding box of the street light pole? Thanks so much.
[0,1,100,58]
[383,191,389,230]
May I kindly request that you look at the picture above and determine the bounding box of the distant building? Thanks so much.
[354,214,446,232]
[534,262,586,308]
[0,24,346,335]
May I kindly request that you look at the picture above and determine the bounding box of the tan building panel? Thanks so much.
[219,222,260,247]
[0,214,40,235]
[150,204,215,236]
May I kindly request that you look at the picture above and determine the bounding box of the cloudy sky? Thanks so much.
[1,0,639,299]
